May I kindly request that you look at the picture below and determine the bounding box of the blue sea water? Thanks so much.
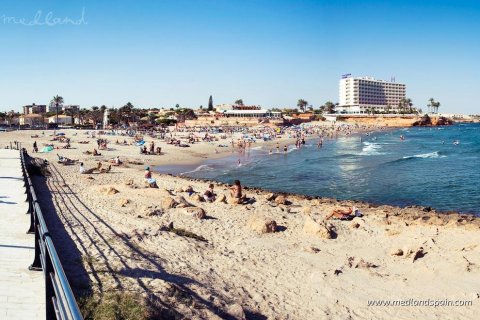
[157,123,480,215]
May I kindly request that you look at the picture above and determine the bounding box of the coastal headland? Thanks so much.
[1,125,478,319]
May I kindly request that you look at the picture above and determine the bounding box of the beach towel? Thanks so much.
[136,140,145,146]
[41,146,54,153]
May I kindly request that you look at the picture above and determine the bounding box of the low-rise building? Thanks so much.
[223,109,282,118]
[62,105,80,113]
[19,114,45,126]
[48,115,73,125]
[215,104,234,111]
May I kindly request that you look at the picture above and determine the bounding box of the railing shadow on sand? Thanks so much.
[21,149,84,320]
[42,160,256,319]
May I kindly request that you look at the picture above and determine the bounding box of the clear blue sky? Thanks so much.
[1,0,479,114]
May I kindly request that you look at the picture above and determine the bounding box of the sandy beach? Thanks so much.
[2,128,479,319]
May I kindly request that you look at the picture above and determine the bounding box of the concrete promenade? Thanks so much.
[0,149,45,320]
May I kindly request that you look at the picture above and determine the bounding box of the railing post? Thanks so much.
[44,241,55,319]
[29,206,42,271]
[27,198,35,234]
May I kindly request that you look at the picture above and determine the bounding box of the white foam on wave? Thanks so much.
[359,142,385,156]
[403,151,446,159]
[180,164,214,175]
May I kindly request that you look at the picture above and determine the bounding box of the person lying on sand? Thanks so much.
[109,156,122,166]
[80,162,101,174]
[203,184,216,202]
[93,149,102,156]
[185,185,194,196]
[57,154,76,165]
[325,206,362,220]
[99,165,112,174]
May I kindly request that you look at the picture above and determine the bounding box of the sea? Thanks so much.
[156,123,480,215]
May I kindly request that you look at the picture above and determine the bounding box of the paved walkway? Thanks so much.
[0,149,45,320]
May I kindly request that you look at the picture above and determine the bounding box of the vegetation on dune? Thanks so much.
[79,292,150,320]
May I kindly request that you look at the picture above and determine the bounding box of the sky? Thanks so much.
[0,0,479,114]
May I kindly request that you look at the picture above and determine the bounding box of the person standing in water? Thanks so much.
[317,138,323,149]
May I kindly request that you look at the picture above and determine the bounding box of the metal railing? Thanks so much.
[21,149,84,320]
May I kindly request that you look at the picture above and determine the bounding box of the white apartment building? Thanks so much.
[337,76,406,114]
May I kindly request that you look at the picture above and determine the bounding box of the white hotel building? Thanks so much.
[336,76,406,114]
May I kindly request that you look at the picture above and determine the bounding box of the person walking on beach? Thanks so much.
[33,141,38,153]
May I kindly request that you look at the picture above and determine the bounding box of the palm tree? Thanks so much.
[51,95,64,124]
[119,102,134,125]
[398,98,405,113]
[385,105,392,114]
[325,101,336,114]
[235,99,244,106]
[427,98,435,114]
[297,99,308,112]
[404,98,413,113]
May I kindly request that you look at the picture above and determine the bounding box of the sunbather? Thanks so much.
[203,184,216,202]
[325,206,361,220]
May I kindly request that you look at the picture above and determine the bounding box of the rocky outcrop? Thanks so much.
[161,196,178,209]
[303,216,335,239]
[413,115,454,126]
[191,194,204,202]
[412,114,432,126]
[141,205,164,217]
[101,186,119,195]
[175,195,194,208]
[183,207,206,219]
[118,198,130,207]
[433,116,454,126]
[274,195,288,205]
[216,194,226,203]
[247,216,277,234]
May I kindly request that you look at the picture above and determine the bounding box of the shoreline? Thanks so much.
[2,125,475,216]
[158,170,479,217]
[153,126,478,217]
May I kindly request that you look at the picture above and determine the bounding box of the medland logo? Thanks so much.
[1,7,87,26]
